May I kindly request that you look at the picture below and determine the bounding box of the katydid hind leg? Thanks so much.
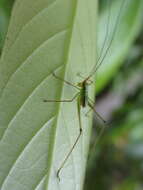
[88,99,106,124]
[57,99,82,180]
[87,100,108,151]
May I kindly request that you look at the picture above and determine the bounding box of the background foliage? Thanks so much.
[0,0,143,190]
[0,0,14,52]
[84,0,143,190]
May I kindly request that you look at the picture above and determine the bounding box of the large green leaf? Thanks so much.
[0,0,97,189]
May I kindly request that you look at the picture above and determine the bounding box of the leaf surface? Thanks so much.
[0,0,97,189]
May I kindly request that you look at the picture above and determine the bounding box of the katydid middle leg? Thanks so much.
[43,93,79,103]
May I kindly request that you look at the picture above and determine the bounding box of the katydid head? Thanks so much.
[77,78,93,88]
[77,72,93,86]
[77,82,83,87]
[86,78,93,85]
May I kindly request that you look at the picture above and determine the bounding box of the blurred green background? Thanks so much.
[0,0,14,53]
[0,0,143,190]
[85,0,143,190]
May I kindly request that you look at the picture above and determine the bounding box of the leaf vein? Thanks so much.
[1,117,55,188]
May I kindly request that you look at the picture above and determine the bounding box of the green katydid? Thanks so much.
[43,0,125,180]
[44,72,106,180]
